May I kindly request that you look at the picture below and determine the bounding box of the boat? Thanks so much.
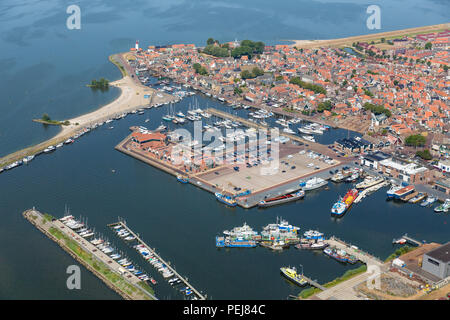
[23,155,35,164]
[420,196,437,207]
[323,247,348,263]
[223,222,258,239]
[295,238,328,250]
[386,184,402,199]
[393,185,415,199]
[434,199,450,213]
[177,175,189,183]
[215,192,237,207]
[280,267,307,286]
[216,236,257,248]
[258,190,305,208]
[43,146,56,153]
[331,189,358,216]
[300,177,328,191]
[408,192,427,204]
[356,176,384,189]
[302,135,315,142]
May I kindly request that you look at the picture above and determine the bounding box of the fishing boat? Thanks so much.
[300,177,328,191]
[393,185,415,199]
[216,236,257,248]
[280,267,308,286]
[295,238,328,250]
[434,199,450,213]
[258,190,305,208]
[222,222,258,240]
[386,184,402,199]
[215,192,237,207]
[331,189,358,216]
[323,247,348,263]
[420,196,437,207]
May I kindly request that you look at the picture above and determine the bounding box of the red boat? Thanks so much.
[258,190,305,207]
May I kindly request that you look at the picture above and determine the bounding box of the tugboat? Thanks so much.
[280,267,308,286]
[331,189,358,216]
[258,190,305,208]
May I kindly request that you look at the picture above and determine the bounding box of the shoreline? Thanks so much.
[0,53,176,168]
[288,23,449,48]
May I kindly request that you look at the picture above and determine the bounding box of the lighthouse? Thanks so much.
[135,40,139,50]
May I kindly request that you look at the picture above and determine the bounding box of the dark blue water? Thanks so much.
[0,0,448,299]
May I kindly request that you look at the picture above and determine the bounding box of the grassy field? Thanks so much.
[298,265,368,299]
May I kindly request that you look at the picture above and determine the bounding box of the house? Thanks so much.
[360,151,391,170]
[378,158,432,184]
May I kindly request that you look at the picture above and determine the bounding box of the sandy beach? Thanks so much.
[288,23,449,48]
[0,55,175,167]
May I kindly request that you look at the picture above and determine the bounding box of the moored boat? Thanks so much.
[393,185,415,199]
[280,267,308,286]
[258,190,305,208]
[434,199,450,213]
[215,192,237,207]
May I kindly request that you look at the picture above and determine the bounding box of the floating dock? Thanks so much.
[108,221,206,300]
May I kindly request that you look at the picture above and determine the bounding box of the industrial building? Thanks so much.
[421,242,450,280]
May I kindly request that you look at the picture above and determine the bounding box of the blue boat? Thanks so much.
[177,175,188,183]
[215,192,237,207]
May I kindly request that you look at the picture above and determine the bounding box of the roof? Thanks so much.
[425,242,450,263]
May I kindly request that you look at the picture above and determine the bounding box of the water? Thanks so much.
[0,0,448,299]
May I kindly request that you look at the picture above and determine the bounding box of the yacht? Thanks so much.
[300,177,328,191]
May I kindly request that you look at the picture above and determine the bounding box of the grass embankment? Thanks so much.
[384,246,417,263]
[32,119,70,126]
[48,226,154,299]
[109,55,127,77]
[298,265,368,299]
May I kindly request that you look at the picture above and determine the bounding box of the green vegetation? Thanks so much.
[289,77,326,95]
[363,102,391,118]
[367,70,378,75]
[416,149,432,160]
[35,114,70,126]
[193,63,208,75]
[203,44,229,57]
[316,100,333,113]
[385,246,417,262]
[231,40,265,59]
[298,265,367,299]
[405,134,426,147]
[363,88,374,97]
[234,87,243,95]
[109,55,127,77]
[87,78,109,90]
[424,42,432,50]
[240,67,264,80]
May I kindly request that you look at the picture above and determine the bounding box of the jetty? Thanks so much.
[324,236,384,266]
[400,191,419,202]
[354,180,388,204]
[23,209,156,300]
[400,233,424,246]
[302,274,327,291]
[108,221,207,300]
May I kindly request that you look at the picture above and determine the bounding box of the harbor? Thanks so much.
[108,221,207,300]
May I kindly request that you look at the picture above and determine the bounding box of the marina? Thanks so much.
[108,221,206,300]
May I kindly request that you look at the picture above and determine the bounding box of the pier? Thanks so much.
[108,221,207,300]
[325,236,384,266]
[354,180,388,204]
[401,233,424,246]
[301,274,327,291]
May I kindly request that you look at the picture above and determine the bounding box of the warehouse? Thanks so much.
[422,242,450,280]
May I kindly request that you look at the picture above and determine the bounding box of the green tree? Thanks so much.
[424,42,432,50]
[206,38,215,45]
[416,149,432,160]
[405,134,426,147]
[42,113,51,121]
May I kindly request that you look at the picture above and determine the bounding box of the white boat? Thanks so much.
[420,196,437,207]
[302,135,315,142]
[356,176,384,189]
[23,155,35,164]
[43,146,56,153]
[300,177,328,191]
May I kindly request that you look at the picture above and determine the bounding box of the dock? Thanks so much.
[301,274,327,291]
[325,236,384,266]
[354,180,388,204]
[108,221,207,300]
[401,233,424,246]
[400,191,419,202]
